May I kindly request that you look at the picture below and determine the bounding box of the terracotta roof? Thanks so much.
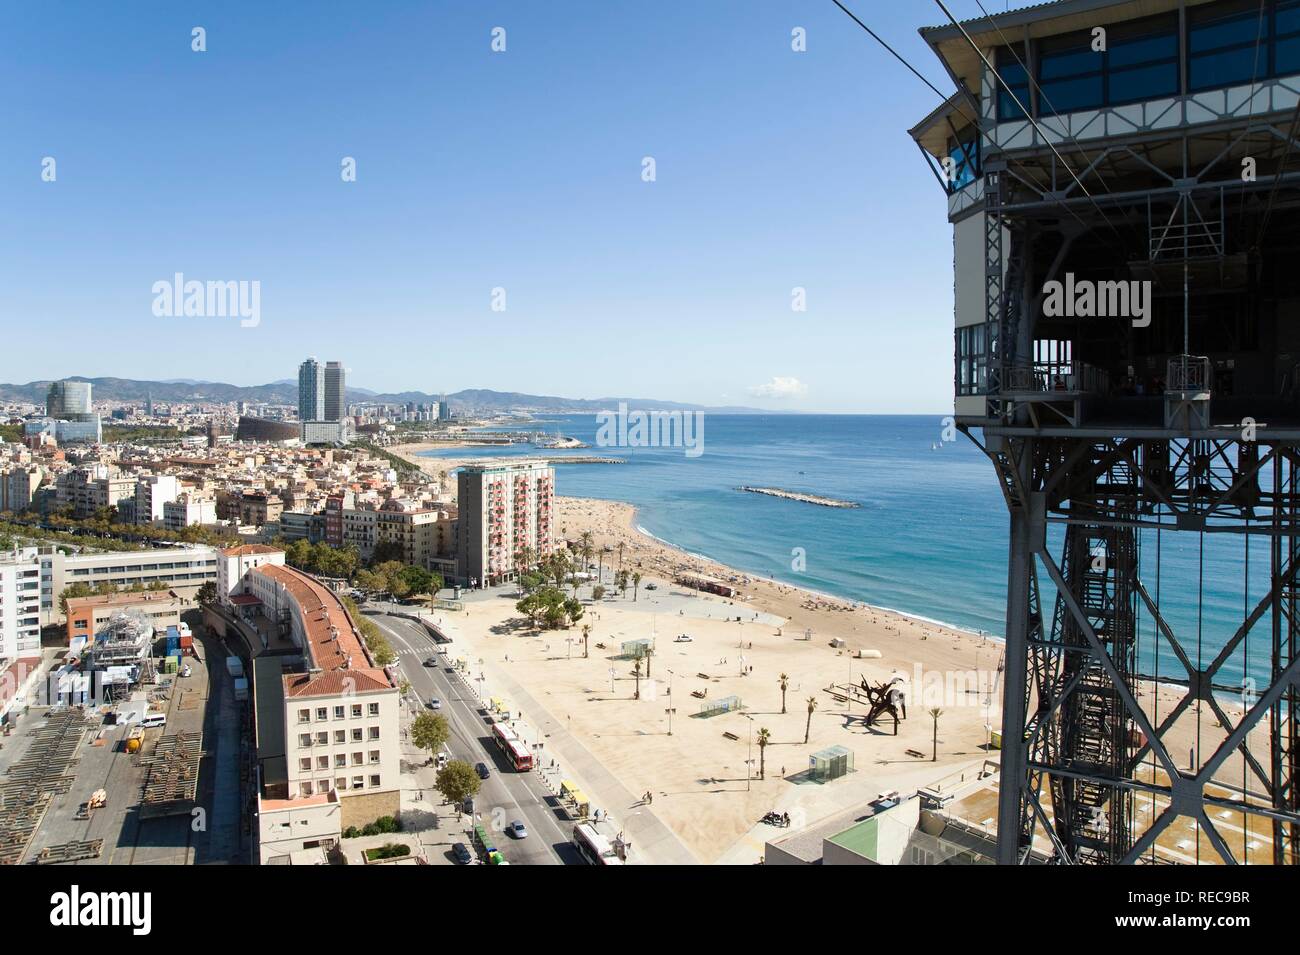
[284,668,392,698]
[222,544,283,557]
[249,563,394,697]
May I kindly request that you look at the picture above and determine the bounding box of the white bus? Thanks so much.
[572,823,624,865]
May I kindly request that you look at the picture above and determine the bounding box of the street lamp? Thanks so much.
[743,713,754,792]
[666,669,675,735]
[608,667,616,694]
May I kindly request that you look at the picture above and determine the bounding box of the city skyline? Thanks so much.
[0,1,995,415]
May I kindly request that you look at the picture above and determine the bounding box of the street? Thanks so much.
[368,612,581,865]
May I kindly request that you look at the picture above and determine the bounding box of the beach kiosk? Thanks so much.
[619,638,652,660]
[809,744,854,783]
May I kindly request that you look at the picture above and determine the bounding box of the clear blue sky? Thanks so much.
[0,1,1000,413]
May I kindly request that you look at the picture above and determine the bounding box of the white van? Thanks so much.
[141,712,167,729]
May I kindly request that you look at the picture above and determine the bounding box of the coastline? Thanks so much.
[390,442,1267,863]
[390,441,992,647]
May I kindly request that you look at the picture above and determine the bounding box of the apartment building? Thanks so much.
[163,494,217,531]
[0,466,45,513]
[217,489,284,527]
[40,545,218,626]
[375,498,450,569]
[341,506,378,561]
[0,547,42,661]
[134,474,182,526]
[56,466,134,518]
[456,459,555,586]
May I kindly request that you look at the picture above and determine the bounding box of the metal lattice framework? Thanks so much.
[985,432,1300,864]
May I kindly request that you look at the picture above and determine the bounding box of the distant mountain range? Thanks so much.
[0,377,770,415]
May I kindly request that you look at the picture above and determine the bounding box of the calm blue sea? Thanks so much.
[421,414,1265,687]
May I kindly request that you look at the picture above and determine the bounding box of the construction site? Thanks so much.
[0,620,240,865]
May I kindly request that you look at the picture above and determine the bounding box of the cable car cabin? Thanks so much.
[911,0,1300,436]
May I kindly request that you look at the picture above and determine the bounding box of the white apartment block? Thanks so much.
[163,494,217,532]
[134,474,182,526]
[0,548,42,661]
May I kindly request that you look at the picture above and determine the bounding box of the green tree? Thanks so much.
[757,727,771,780]
[411,712,450,765]
[59,581,95,615]
[436,759,481,811]
[805,696,817,744]
[592,584,606,602]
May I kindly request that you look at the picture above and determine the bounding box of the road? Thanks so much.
[368,612,581,865]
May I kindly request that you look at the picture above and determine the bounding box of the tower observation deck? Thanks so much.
[911,0,1300,864]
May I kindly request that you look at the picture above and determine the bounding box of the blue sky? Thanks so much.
[0,1,998,413]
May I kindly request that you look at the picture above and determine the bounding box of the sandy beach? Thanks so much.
[391,444,1276,864]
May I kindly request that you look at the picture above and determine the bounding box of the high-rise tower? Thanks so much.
[298,358,324,423]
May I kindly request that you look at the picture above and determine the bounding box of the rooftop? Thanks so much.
[250,563,394,697]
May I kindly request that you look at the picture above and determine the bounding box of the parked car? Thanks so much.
[423,657,437,667]
[452,842,473,865]
[645,583,658,591]
[506,820,528,839]
[475,762,491,780]
[427,699,442,710]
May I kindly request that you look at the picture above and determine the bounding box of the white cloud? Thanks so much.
[748,376,807,399]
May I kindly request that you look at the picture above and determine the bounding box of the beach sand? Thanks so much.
[391,445,1276,864]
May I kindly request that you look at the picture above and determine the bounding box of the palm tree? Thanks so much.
[618,541,625,567]
[804,696,817,744]
[598,544,611,583]
[632,659,642,700]
[578,531,594,573]
[581,623,591,659]
[632,571,642,601]
[779,673,789,714]
[644,645,653,679]
[929,708,944,761]
[757,728,771,780]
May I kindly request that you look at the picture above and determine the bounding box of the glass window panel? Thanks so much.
[1278,3,1300,36]
[1190,15,1265,54]
[1276,35,1300,74]
[1190,47,1263,89]
[1109,62,1180,103]
[1041,75,1105,114]
[1109,33,1178,69]
[998,85,1030,120]
[999,61,1028,84]
[1040,47,1101,80]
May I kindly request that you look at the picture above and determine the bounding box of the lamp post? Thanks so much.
[743,713,754,792]
[666,669,676,735]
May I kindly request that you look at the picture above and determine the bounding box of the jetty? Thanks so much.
[737,486,859,508]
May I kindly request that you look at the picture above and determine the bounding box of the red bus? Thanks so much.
[491,722,534,771]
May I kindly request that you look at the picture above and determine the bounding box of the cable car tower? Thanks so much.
[910,0,1300,864]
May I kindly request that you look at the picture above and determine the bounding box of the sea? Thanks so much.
[419,414,1267,688]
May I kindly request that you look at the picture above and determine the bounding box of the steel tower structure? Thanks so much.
[912,0,1300,864]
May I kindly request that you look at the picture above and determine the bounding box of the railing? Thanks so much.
[1167,355,1212,394]
[1004,359,1109,395]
